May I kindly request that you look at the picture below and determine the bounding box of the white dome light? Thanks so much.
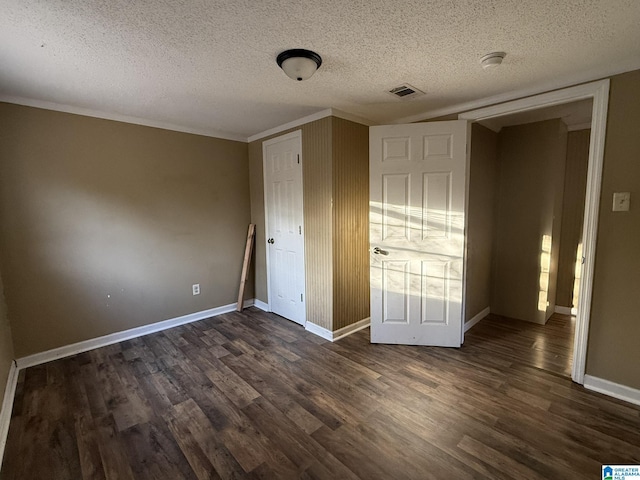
[277,49,323,81]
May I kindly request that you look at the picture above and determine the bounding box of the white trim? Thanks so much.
[332,318,371,342]
[0,362,18,468]
[16,299,254,370]
[458,80,609,123]
[248,108,374,143]
[305,317,371,342]
[461,121,473,344]
[394,60,638,125]
[465,307,490,332]
[568,122,592,132]
[460,79,609,386]
[330,109,376,127]
[554,305,577,316]
[304,321,333,341]
[253,299,270,311]
[249,109,333,143]
[0,95,247,143]
[573,81,609,385]
[584,375,640,407]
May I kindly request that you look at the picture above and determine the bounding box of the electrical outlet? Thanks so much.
[192,284,200,295]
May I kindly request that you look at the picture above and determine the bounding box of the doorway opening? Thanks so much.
[459,80,609,384]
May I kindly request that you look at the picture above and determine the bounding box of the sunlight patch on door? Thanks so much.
[382,260,410,324]
[382,174,411,241]
[422,172,452,239]
[421,260,449,324]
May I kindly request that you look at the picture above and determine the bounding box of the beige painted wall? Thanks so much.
[586,70,640,389]
[556,129,590,308]
[0,272,14,409]
[411,70,640,392]
[0,103,251,357]
[248,118,333,330]
[492,119,567,324]
[332,118,370,330]
[465,123,499,322]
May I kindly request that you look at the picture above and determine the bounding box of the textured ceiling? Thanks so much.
[1,0,639,140]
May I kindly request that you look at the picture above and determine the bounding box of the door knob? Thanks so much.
[373,247,389,255]
[268,238,274,244]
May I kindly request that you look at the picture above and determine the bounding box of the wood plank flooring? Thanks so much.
[2,308,639,479]
[465,313,575,377]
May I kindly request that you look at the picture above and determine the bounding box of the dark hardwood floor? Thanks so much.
[2,308,639,479]
[465,312,575,377]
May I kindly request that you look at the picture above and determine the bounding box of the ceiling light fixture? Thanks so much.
[277,49,322,81]
[480,52,506,70]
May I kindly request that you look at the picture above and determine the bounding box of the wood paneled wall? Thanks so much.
[248,118,334,330]
[249,116,370,332]
[332,118,370,330]
[556,129,590,308]
[303,119,334,330]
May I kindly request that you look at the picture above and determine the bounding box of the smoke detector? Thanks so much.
[480,52,506,70]
[387,84,425,100]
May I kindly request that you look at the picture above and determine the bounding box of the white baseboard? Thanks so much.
[333,318,371,341]
[253,299,269,312]
[465,307,490,332]
[554,305,577,316]
[4,299,261,465]
[16,299,255,370]
[583,375,640,407]
[0,362,19,468]
[305,317,371,342]
[305,321,333,341]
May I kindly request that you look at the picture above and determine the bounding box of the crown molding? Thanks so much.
[247,109,333,143]
[392,59,640,125]
[0,95,247,143]
[247,108,375,143]
[330,108,376,127]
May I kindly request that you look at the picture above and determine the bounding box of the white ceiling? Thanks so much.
[1,0,639,141]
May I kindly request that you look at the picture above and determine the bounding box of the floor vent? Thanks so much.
[388,84,424,100]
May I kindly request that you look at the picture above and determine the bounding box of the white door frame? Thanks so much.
[262,129,306,323]
[459,79,610,385]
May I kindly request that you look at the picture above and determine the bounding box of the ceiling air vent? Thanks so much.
[387,84,424,100]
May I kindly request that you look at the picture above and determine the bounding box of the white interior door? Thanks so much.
[263,131,306,325]
[370,121,468,346]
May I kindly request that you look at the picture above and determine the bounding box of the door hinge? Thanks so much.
[299,225,302,234]
[297,154,300,164]
[301,293,303,302]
